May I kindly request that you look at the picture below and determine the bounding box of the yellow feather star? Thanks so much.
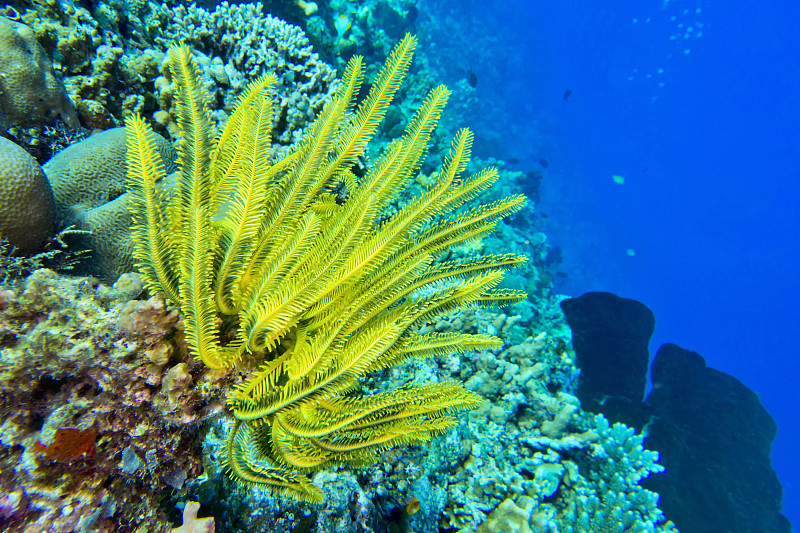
[125,34,528,503]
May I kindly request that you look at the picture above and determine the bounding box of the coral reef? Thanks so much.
[18,0,133,131]
[18,1,336,138]
[0,263,673,532]
[0,137,56,254]
[11,1,336,164]
[0,4,678,532]
[127,35,528,502]
[145,1,338,146]
[0,270,228,532]
[176,294,673,533]
[259,0,420,65]
[10,1,339,274]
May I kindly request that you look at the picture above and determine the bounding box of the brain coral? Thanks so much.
[77,193,136,285]
[0,137,56,254]
[0,17,79,130]
[43,127,176,224]
[43,127,177,282]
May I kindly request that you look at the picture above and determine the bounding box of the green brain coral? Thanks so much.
[42,127,178,282]
[0,137,56,254]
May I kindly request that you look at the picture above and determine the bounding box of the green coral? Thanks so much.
[0,16,78,130]
[0,137,56,254]
[42,127,178,282]
[558,414,677,533]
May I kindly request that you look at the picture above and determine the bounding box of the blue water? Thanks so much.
[440,0,799,525]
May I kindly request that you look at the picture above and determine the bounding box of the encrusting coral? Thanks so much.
[0,270,228,532]
[125,34,527,502]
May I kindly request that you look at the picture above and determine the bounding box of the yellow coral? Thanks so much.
[126,35,527,502]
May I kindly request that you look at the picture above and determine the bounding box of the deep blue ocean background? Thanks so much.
[433,0,798,525]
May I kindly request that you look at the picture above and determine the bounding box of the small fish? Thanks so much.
[612,174,625,185]
[334,12,351,37]
[563,89,573,101]
[467,68,478,88]
[538,157,549,168]
[507,157,520,165]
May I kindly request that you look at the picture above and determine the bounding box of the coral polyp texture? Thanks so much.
[44,127,178,225]
[42,127,179,282]
[0,16,78,131]
[126,34,527,502]
[0,137,56,254]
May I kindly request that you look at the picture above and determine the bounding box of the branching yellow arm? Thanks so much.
[125,115,180,303]
[125,34,528,501]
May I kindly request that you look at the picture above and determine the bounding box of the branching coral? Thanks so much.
[126,34,527,502]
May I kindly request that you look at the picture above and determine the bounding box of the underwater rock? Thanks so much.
[0,137,56,254]
[643,343,791,533]
[559,291,653,427]
[0,17,79,130]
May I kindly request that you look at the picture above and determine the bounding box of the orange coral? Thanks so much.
[35,427,98,462]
